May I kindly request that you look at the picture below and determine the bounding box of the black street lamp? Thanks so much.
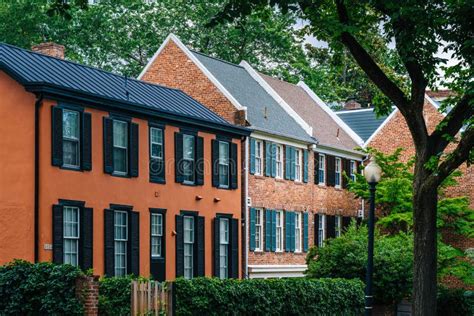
[363,157,382,316]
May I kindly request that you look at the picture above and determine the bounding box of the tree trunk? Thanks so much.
[412,168,438,316]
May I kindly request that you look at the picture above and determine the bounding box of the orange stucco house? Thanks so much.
[0,42,249,281]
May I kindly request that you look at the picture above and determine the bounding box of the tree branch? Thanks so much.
[429,95,474,155]
[429,126,474,187]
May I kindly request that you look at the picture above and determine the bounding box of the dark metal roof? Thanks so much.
[191,51,315,144]
[0,43,248,135]
[336,108,391,142]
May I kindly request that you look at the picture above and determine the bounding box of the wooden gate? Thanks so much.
[131,280,170,315]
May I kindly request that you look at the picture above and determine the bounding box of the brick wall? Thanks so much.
[76,275,99,316]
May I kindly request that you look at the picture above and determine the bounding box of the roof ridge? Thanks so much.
[0,42,186,94]
[190,49,244,69]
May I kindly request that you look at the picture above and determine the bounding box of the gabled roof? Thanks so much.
[257,73,363,151]
[0,42,248,135]
[336,108,392,142]
[190,51,315,144]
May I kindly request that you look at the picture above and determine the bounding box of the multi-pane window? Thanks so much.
[318,215,326,247]
[335,157,342,187]
[63,110,80,168]
[275,211,284,252]
[318,154,326,184]
[113,120,128,175]
[335,216,342,238]
[183,134,195,184]
[275,145,283,178]
[295,150,302,182]
[183,216,194,279]
[255,209,263,251]
[255,140,263,175]
[350,160,356,182]
[219,218,229,279]
[295,212,302,252]
[150,127,163,160]
[63,206,80,266]
[151,213,163,258]
[219,141,230,188]
[114,211,128,276]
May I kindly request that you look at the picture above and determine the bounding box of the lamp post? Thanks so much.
[363,157,382,316]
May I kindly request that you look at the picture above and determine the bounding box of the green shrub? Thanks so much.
[98,275,135,316]
[437,287,474,315]
[173,277,364,315]
[0,259,84,315]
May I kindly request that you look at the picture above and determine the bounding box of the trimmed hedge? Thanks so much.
[0,260,84,315]
[437,287,474,316]
[98,275,135,316]
[173,277,364,315]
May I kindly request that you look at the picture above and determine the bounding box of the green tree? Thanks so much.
[213,1,474,313]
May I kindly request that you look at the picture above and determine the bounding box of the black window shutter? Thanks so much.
[129,211,140,276]
[342,216,351,232]
[103,118,114,174]
[314,153,319,184]
[150,211,166,282]
[51,107,63,166]
[265,141,271,177]
[285,146,291,180]
[196,216,205,276]
[303,150,309,183]
[175,215,184,277]
[327,215,336,239]
[213,217,220,277]
[230,218,239,278]
[326,155,336,187]
[130,123,139,177]
[104,209,115,276]
[314,214,320,247]
[265,209,271,251]
[82,112,92,171]
[174,133,184,183]
[196,136,204,185]
[249,138,256,174]
[230,142,238,189]
[285,212,291,252]
[80,207,93,270]
[52,204,64,264]
[249,208,256,251]
[211,140,219,187]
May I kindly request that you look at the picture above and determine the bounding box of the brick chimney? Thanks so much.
[344,99,362,110]
[32,42,65,59]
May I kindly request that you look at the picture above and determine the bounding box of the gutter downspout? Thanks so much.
[34,94,43,263]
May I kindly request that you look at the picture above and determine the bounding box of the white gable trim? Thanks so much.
[297,81,365,146]
[137,33,247,114]
[240,61,313,136]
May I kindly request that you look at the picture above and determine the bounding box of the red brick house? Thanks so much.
[139,34,365,278]
[0,42,249,281]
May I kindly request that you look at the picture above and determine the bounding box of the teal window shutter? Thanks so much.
[303,213,309,252]
[303,150,308,183]
[249,208,256,251]
[290,212,296,252]
[285,211,291,252]
[285,146,291,180]
[265,209,271,251]
[265,141,271,177]
[290,147,296,180]
[271,210,277,252]
[271,143,277,178]
[250,138,256,174]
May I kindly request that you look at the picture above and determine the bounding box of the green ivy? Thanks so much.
[0,260,84,315]
[173,277,364,316]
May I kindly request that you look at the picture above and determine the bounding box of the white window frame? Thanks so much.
[275,144,284,179]
[335,215,342,238]
[254,208,263,251]
[183,216,195,279]
[350,160,356,182]
[219,218,229,279]
[113,120,128,175]
[63,206,80,266]
[62,109,81,168]
[218,141,230,188]
[335,157,342,188]
[114,210,128,276]
[254,140,264,175]
[318,154,326,185]
[318,214,326,247]
[151,213,163,258]
[182,134,195,185]
[295,212,302,252]
[295,149,302,182]
[150,127,163,160]
[275,211,284,252]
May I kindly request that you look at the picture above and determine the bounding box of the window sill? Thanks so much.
[60,165,83,172]
[111,172,130,178]
[294,181,304,185]
[253,175,266,180]
[181,181,197,186]
[150,177,166,184]
[318,183,326,187]
[275,178,286,183]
